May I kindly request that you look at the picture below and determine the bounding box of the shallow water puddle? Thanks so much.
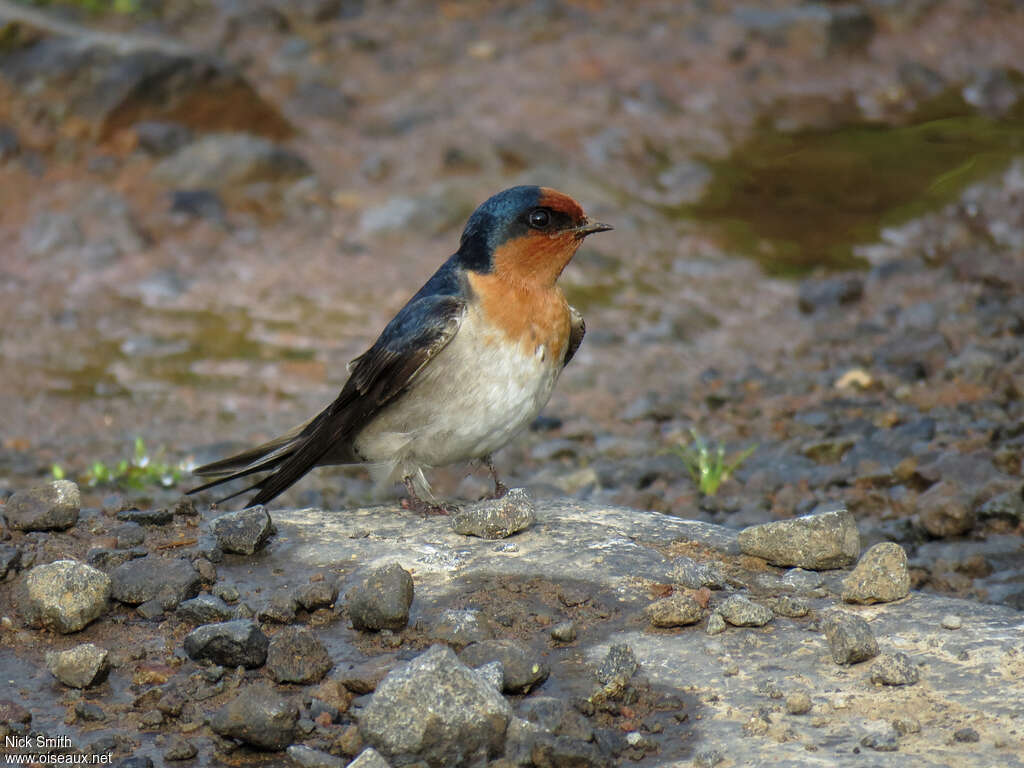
[689,92,1024,274]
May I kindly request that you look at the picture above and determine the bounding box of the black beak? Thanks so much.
[573,218,614,238]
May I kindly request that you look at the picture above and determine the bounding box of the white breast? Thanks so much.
[353,304,565,496]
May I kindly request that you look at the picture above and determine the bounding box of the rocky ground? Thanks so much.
[0,0,1023,766]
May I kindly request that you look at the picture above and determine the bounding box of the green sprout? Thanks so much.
[667,428,756,496]
[52,437,187,490]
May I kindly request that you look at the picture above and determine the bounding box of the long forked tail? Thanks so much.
[187,433,302,507]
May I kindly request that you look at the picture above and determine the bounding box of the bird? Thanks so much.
[188,185,612,512]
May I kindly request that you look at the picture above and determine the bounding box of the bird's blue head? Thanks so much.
[456,186,611,282]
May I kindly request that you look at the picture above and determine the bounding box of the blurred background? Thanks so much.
[0,0,1022,606]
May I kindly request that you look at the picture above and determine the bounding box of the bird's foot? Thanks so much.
[402,477,456,516]
[483,456,510,500]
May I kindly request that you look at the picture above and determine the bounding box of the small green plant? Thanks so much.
[20,0,141,14]
[52,437,187,490]
[667,428,756,496]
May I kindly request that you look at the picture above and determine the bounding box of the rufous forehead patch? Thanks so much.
[537,188,585,222]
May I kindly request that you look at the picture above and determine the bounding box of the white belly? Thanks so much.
[353,305,565,495]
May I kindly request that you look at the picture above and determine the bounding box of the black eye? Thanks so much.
[528,208,551,229]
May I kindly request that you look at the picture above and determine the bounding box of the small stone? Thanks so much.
[5,480,80,531]
[861,721,900,752]
[345,747,390,768]
[176,594,234,624]
[460,640,549,694]
[870,652,919,686]
[595,643,637,698]
[266,627,333,684]
[450,488,536,539]
[550,621,577,642]
[918,482,974,538]
[737,504,860,569]
[74,701,106,721]
[954,726,980,742]
[210,683,298,751]
[113,522,146,548]
[211,506,274,555]
[109,557,201,607]
[716,595,773,627]
[842,542,910,604]
[781,568,824,592]
[346,562,414,632]
[892,716,921,735]
[286,744,344,768]
[785,691,812,715]
[21,560,111,633]
[45,643,110,688]
[823,612,879,665]
[116,507,174,525]
[357,645,511,766]
[295,580,339,611]
[213,583,240,603]
[336,657,396,695]
[183,619,268,668]
[767,595,809,618]
[258,589,299,624]
[941,614,962,630]
[0,544,22,578]
[705,613,727,635]
[644,594,704,627]
[427,609,496,648]
[162,737,197,761]
[695,748,725,767]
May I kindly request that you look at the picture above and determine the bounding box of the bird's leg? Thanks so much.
[483,456,509,499]
[401,476,454,516]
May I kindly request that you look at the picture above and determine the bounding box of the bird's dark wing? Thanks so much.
[563,304,586,366]
[189,293,467,506]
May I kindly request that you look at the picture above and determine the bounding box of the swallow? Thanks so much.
[188,185,612,512]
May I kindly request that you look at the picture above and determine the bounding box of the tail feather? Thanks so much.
[187,433,301,504]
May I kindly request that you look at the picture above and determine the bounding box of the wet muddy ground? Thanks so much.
[0,0,1023,765]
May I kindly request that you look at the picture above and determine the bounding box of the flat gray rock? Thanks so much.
[211,506,275,555]
[738,503,860,569]
[255,501,1023,767]
[450,488,536,539]
[109,557,201,607]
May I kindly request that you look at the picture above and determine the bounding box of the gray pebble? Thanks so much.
[266,627,332,684]
[460,640,549,694]
[211,506,275,555]
[941,614,963,630]
[823,611,879,664]
[345,747,391,768]
[550,621,577,642]
[21,559,110,633]
[450,488,536,539]
[842,542,910,604]
[645,594,704,627]
[5,480,80,531]
[209,683,298,751]
[176,594,234,624]
[785,691,812,715]
[861,721,901,752]
[183,619,268,668]
[717,595,773,627]
[347,562,414,632]
[870,652,919,686]
[705,612,727,635]
[285,744,344,768]
[738,504,860,569]
[109,557,201,607]
[162,737,197,761]
[295,580,339,611]
[45,643,110,688]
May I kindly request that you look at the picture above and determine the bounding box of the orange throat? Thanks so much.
[467,269,571,360]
